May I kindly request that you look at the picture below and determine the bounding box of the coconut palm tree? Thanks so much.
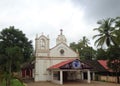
[93,18,116,47]
[114,17,120,45]
[79,36,90,47]
[115,17,120,29]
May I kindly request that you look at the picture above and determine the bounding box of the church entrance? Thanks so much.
[63,71,81,83]
[48,59,92,84]
[83,72,87,80]
[63,71,68,82]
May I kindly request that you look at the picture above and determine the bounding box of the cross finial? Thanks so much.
[60,29,63,35]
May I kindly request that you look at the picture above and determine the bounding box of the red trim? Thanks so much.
[48,59,76,69]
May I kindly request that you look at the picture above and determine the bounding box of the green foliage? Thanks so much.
[1,79,25,86]
[70,42,78,51]
[79,47,94,60]
[79,36,90,47]
[114,29,120,45]
[115,17,120,29]
[93,16,120,83]
[107,45,120,83]
[70,36,96,60]
[0,26,33,86]
[0,26,33,62]
[5,46,23,72]
[107,46,120,71]
[93,18,116,47]
[96,48,108,60]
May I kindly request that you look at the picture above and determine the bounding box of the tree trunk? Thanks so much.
[8,79,10,86]
[5,78,8,86]
[7,60,11,86]
[117,72,120,83]
[5,78,10,86]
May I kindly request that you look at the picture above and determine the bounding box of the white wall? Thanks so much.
[35,59,50,81]
[35,57,76,81]
[50,43,78,57]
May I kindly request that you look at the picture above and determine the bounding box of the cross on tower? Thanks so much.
[60,29,63,35]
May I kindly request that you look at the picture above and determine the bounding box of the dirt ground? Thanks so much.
[26,81,120,86]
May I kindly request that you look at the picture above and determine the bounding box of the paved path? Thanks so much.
[26,81,120,86]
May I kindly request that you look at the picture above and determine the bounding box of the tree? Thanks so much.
[115,17,120,30]
[79,36,90,47]
[70,36,95,60]
[79,47,94,60]
[70,42,78,51]
[93,18,116,47]
[1,47,23,86]
[95,48,107,60]
[0,26,33,86]
[114,17,120,45]
[93,17,120,83]
[107,45,120,83]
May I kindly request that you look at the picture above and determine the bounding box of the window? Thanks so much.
[60,49,64,55]
[40,39,46,49]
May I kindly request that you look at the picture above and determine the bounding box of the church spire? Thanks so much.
[56,29,67,45]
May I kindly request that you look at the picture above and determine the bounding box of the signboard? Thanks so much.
[72,60,81,69]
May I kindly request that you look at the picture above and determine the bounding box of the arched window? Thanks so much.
[40,39,46,49]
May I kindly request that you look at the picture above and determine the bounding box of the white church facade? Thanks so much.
[34,30,93,84]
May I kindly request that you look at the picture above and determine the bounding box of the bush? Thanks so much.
[1,78,25,86]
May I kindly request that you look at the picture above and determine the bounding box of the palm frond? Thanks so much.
[94,36,105,47]
[116,17,120,19]
[111,36,118,45]
[93,34,103,39]
[93,17,116,47]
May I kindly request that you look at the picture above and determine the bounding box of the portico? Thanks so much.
[48,59,92,85]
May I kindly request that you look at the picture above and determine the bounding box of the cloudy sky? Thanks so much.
[0,0,120,48]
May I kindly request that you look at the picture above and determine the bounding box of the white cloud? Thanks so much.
[0,0,97,48]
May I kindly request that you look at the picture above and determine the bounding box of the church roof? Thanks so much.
[98,60,108,70]
[98,60,113,72]
[47,59,92,70]
[48,59,111,72]
[82,60,107,72]
[48,59,75,70]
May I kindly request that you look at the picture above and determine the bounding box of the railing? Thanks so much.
[97,75,120,83]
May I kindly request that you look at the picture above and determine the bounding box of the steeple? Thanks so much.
[56,29,67,45]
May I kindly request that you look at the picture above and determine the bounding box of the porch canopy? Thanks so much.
[47,59,92,84]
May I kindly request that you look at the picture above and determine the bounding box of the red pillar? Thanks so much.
[25,69,26,78]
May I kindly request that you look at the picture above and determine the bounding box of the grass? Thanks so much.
[1,78,25,86]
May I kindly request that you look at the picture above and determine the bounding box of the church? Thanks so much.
[34,29,94,84]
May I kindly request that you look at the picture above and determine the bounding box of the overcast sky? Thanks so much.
[0,0,120,48]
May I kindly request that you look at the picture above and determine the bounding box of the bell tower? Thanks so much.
[56,29,67,45]
[35,33,49,57]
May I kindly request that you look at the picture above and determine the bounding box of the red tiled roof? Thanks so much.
[98,60,113,72]
[48,59,76,70]
[98,60,109,70]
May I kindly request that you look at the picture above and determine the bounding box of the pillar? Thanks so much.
[60,70,63,85]
[81,72,84,80]
[51,71,53,81]
[87,70,91,83]
[92,72,95,80]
